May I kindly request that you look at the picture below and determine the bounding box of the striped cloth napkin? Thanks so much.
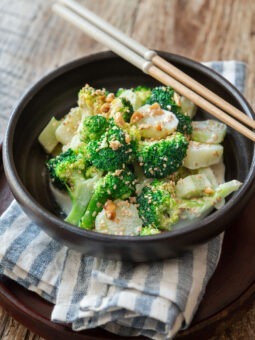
[0,61,246,340]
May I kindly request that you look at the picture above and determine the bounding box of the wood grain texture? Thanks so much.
[0,0,254,339]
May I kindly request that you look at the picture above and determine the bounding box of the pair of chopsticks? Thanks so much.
[53,0,255,142]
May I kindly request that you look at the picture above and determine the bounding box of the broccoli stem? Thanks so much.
[79,192,107,229]
[65,175,101,226]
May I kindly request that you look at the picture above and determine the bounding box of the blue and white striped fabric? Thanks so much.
[0,61,246,339]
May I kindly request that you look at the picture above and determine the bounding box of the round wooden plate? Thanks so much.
[0,145,255,339]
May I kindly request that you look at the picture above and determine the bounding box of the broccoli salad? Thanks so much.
[38,84,242,236]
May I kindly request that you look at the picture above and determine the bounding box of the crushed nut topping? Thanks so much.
[156,123,162,131]
[150,103,164,116]
[114,112,126,128]
[109,140,122,150]
[104,200,117,220]
[130,111,144,124]
[100,103,111,113]
[204,187,214,195]
[105,93,115,103]
[125,133,131,144]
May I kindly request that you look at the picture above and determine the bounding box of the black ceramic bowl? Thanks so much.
[3,51,255,262]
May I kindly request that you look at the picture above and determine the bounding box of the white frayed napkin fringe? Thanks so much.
[0,60,246,339]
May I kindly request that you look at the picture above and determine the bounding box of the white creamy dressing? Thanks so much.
[50,181,71,216]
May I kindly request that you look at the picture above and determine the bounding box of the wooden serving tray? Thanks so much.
[0,146,255,339]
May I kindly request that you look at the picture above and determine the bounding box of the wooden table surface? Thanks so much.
[0,0,255,338]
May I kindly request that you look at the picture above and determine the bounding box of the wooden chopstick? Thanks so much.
[149,65,255,141]
[152,55,255,129]
[57,0,255,131]
[53,1,255,142]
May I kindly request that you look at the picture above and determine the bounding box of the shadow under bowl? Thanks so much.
[3,51,255,262]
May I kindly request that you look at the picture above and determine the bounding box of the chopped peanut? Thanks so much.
[125,133,131,144]
[150,103,164,116]
[204,187,214,195]
[106,93,115,102]
[114,112,126,127]
[100,103,111,113]
[150,103,161,110]
[104,200,117,220]
[109,140,122,150]
[156,123,162,131]
[130,111,144,124]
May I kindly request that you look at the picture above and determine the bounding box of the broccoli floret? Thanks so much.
[81,115,108,142]
[146,86,176,110]
[146,86,192,135]
[109,97,134,122]
[86,119,136,171]
[47,148,87,190]
[174,112,193,135]
[140,226,160,236]
[46,148,102,225]
[116,86,151,110]
[133,86,152,104]
[137,132,189,178]
[137,180,179,231]
[78,84,107,115]
[79,169,136,229]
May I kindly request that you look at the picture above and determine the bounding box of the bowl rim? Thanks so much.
[3,50,255,244]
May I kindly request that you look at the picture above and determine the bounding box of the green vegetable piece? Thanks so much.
[78,84,107,114]
[179,96,197,118]
[79,169,136,229]
[137,132,189,178]
[46,148,99,225]
[109,97,134,122]
[95,199,142,236]
[140,226,160,236]
[86,119,136,171]
[38,117,61,154]
[81,115,108,142]
[137,180,179,230]
[116,86,151,110]
[55,107,82,145]
[176,174,214,199]
[65,173,101,225]
[174,112,193,135]
[197,167,219,187]
[47,148,85,190]
[179,180,242,220]
[183,141,223,169]
[192,120,227,144]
